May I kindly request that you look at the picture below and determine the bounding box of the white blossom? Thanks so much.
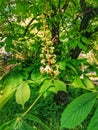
[41,59,45,65]
[53,54,56,58]
[46,54,51,59]
[53,70,60,76]
[50,59,56,64]
[44,65,53,74]
[40,66,44,73]
[40,54,44,58]
[50,47,54,50]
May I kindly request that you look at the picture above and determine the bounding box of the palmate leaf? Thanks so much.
[87,106,98,130]
[60,92,97,129]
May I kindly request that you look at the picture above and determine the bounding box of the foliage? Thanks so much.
[61,92,97,129]
[0,0,98,129]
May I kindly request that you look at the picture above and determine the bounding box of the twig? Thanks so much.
[24,18,35,36]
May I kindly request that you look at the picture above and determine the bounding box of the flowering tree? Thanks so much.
[0,0,98,129]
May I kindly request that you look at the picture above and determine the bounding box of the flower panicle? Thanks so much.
[40,20,60,77]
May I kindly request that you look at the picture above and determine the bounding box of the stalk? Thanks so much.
[21,93,42,118]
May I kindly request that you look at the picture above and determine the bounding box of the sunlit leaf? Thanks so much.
[0,71,23,108]
[71,76,85,88]
[39,79,52,93]
[54,80,66,93]
[82,75,95,90]
[16,81,30,108]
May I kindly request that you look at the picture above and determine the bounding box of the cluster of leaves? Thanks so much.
[0,0,98,130]
[0,61,98,130]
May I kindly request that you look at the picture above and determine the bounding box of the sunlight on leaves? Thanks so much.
[16,81,30,109]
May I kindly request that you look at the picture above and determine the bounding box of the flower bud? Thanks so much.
[40,54,44,58]
[44,65,53,74]
[54,70,60,76]
[40,66,45,73]
[41,59,45,65]
[50,59,56,64]
[46,54,51,59]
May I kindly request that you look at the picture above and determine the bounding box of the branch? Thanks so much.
[80,7,98,31]
[69,1,98,59]
[23,18,35,36]
[80,0,87,11]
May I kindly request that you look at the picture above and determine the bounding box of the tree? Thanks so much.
[0,0,98,59]
[0,0,98,129]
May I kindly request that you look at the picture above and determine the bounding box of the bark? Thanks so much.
[51,0,69,57]
[69,0,98,59]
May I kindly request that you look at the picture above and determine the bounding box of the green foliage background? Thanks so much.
[0,0,98,130]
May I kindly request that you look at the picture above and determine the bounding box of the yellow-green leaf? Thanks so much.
[16,81,30,108]
[0,71,23,108]
[82,75,95,90]
[54,80,66,93]
[39,79,52,93]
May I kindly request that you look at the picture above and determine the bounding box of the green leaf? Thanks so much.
[54,80,66,93]
[48,87,57,93]
[71,40,78,48]
[61,92,97,129]
[0,118,34,130]
[87,106,98,130]
[66,63,78,75]
[48,80,67,94]
[0,71,23,108]
[39,79,52,93]
[24,114,50,130]
[5,36,13,52]
[0,119,15,130]
[30,69,46,85]
[31,69,41,80]
[78,41,87,50]
[59,61,66,70]
[16,81,30,108]
[82,75,95,90]
[71,76,85,88]
[82,36,89,44]
[19,71,29,79]
[21,120,34,130]
[16,1,29,15]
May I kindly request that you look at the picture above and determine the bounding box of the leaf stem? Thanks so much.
[21,93,42,118]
